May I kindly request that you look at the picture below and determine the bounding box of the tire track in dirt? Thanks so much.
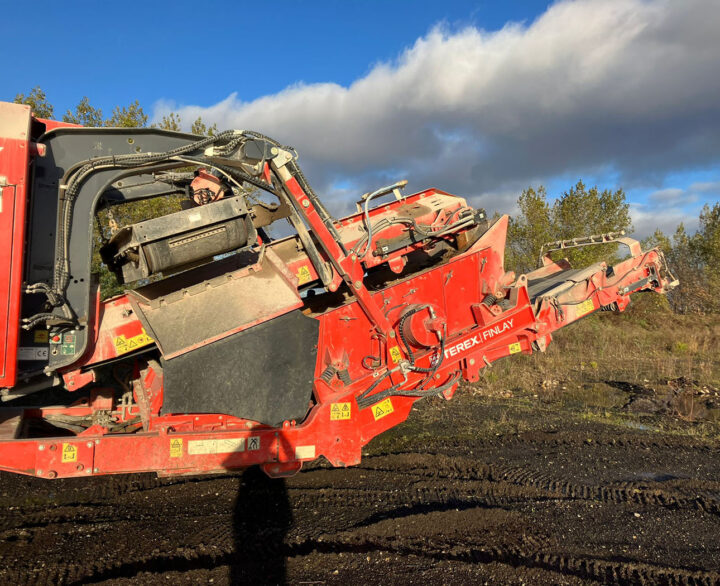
[358,453,720,515]
[2,424,720,584]
[0,472,243,509]
[0,479,549,536]
[6,505,720,586]
[4,451,718,553]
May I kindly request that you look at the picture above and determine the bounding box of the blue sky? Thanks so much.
[2,1,550,112]
[2,0,718,236]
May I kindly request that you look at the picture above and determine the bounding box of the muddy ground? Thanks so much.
[1,383,720,585]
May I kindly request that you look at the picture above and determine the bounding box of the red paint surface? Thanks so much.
[0,108,674,479]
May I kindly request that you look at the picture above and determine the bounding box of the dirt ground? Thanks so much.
[1,382,720,586]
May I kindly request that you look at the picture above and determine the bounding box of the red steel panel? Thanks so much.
[0,103,32,387]
[0,110,676,479]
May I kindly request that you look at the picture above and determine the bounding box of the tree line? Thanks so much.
[506,182,720,314]
[12,87,719,312]
[13,86,217,134]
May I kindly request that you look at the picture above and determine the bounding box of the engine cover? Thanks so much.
[102,196,256,283]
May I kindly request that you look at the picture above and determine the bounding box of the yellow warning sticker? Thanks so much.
[508,342,522,354]
[114,328,154,356]
[61,443,77,463]
[371,398,394,421]
[169,438,183,458]
[576,299,595,317]
[34,330,49,343]
[389,346,402,364]
[296,265,313,285]
[330,402,352,421]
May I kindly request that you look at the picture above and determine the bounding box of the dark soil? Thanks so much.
[1,389,720,585]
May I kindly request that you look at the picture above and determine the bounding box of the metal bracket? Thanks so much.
[538,230,641,267]
[355,180,407,212]
[270,147,294,169]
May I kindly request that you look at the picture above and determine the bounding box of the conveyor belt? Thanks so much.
[526,264,605,302]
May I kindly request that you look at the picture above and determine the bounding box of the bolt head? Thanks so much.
[469,358,476,365]
[302,200,310,208]
[354,281,362,289]
[38,445,44,451]
[86,442,93,448]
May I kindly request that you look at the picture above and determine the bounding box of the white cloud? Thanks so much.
[155,0,720,216]
[649,187,696,205]
[630,203,698,238]
[689,181,720,194]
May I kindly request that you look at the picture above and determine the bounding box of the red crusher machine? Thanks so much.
[0,102,676,479]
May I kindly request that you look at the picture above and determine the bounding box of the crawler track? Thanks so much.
[1,419,719,584]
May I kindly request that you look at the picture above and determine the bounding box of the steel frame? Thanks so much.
[0,104,676,479]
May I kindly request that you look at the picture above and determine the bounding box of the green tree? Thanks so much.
[664,223,708,314]
[156,112,182,131]
[695,203,720,273]
[63,96,103,127]
[13,86,54,118]
[191,116,218,136]
[105,100,148,127]
[506,180,632,273]
[641,228,672,253]
[506,186,553,274]
[693,203,720,312]
[551,180,632,268]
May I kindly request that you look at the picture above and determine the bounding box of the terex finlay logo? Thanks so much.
[444,318,514,359]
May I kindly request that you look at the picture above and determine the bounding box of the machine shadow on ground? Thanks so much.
[230,466,292,585]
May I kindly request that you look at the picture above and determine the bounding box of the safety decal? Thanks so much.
[296,265,312,285]
[169,438,183,458]
[114,328,154,356]
[188,438,245,455]
[330,402,352,421]
[247,436,260,451]
[389,346,402,364]
[61,333,76,356]
[576,299,595,317]
[34,330,49,343]
[61,443,77,463]
[295,445,316,459]
[371,398,394,421]
[508,342,522,354]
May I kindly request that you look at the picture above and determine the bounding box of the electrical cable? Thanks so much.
[356,314,449,409]
[351,212,475,258]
